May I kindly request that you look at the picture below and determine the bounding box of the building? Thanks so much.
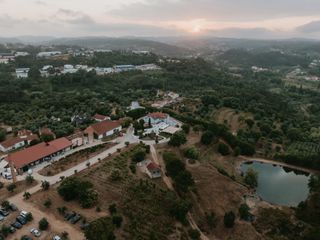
[141,112,181,135]
[15,52,29,57]
[95,67,114,75]
[16,68,30,78]
[92,114,111,122]
[62,64,78,74]
[135,64,161,71]
[6,137,72,173]
[37,51,62,58]
[128,101,145,111]
[84,120,122,142]
[145,162,162,179]
[0,131,38,153]
[67,131,85,148]
[0,159,10,179]
[114,65,135,73]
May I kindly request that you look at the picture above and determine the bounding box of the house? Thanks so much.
[67,131,85,148]
[15,52,29,57]
[0,159,11,179]
[93,114,111,122]
[16,68,30,78]
[6,137,72,173]
[114,65,135,73]
[0,131,39,153]
[84,120,122,142]
[135,64,161,71]
[128,101,145,111]
[145,162,162,179]
[62,65,78,74]
[37,51,62,58]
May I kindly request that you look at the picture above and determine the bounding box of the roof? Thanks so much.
[85,120,121,136]
[67,131,84,140]
[148,112,168,119]
[7,137,72,169]
[40,127,54,136]
[0,137,25,149]
[146,162,160,172]
[93,113,108,121]
[17,129,33,137]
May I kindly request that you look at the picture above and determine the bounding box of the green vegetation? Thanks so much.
[168,131,187,147]
[244,168,258,188]
[223,211,236,228]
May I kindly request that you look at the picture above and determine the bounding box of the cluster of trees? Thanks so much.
[163,152,194,193]
[58,177,98,208]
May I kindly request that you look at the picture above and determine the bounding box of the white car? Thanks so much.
[53,236,61,240]
[20,210,28,218]
[30,228,41,237]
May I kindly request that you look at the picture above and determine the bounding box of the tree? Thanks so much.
[218,143,231,155]
[188,228,200,240]
[1,225,10,237]
[41,134,54,143]
[201,131,215,145]
[0,128,6,142]
[181,124,190,134]
[131,149,146,163]
[244,168,258,188]
[25,212,33,222]
[41,180,50,190]
[108,204,117,215]
[39,218,49,230]
[85,217,115,240]
[6,183,16,193]
[224,211,236,228]
[168,131,187,147]
[239,203,250,220]
[23,191,31,200]
[184,147,200,160]
[1,201,10,210]
[44,198,52,208]
[112,215,123,228]
[25,175,34,185]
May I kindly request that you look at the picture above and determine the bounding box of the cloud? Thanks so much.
[34,0,47,6]
[109,0,320,22]
[296,20,320,33]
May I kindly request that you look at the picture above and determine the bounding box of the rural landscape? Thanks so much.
[1,0,320,240]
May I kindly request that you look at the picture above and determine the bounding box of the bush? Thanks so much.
[25,212,33,222]
[168,131,187,147]
[239,203,250,220]
[85,217,115,240]
[224,211,236,228]
[218,143,231,156]
[188,229,200,240]
[184,147,200,160]
[6,183,16,193]
[112,215,123,228]
[39,218,49,230]
[201,131,215,145]
[25,175,34,185]
[108,204,117,215]
[244,168,258,188]
[41,180,50,190]
[44,198,52,208]
[131,149,146,163]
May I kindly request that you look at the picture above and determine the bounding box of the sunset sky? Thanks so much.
[1,0,320,38]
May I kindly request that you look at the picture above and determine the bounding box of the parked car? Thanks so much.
[64,211,76,221]
[0,214,4,221]
[11,221,22,229]
[69,214,82,224]
[30,228,41,237]
[0,209,9,216]
[21,235,33,240]
[9,203,17,211]
[16,215,27,225]
[52,236,61,240]
[20,210,28,218]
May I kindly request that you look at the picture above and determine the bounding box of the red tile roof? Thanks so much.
[93,114,109,121]
[7,137,72,169]
[0,137,25,149]
[85,120,121,136]
[146,162,160,172]
[148,112,168,119]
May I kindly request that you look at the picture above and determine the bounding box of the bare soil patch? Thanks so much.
[0,180,38,202]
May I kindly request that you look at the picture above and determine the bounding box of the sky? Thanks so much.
[1,0,320,39]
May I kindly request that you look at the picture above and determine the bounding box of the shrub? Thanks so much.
[41,180,50,190]
[25,212,33,222]
[112,215,123,228]
[201,131,215,145]
[184,146,200,160]
[108,204,117,215]
[224,211,236,228]
[168,131,187,147]
[85,217,115,240]
[188,228,200,240]
[25,175,34,185]
[218,143,231,156]
[39,218,49,230]
[6,183,16,193]
[44,198,52,208]
[239,203,250,220]
[244,168,258,188]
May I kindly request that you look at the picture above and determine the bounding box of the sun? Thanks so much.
[191,25,201,33]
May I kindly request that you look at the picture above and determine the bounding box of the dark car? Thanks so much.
[0,209,9,216]
[21,235,33,240]
[64,211,76,221]
[69,214,82,224]
[16,215,27,225]
[9,204,18,211]
[11,221,22,229]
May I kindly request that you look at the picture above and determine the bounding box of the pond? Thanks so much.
[241,161,311,207]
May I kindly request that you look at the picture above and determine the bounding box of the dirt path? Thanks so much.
[239,156,320,174]
[7,188,84,240]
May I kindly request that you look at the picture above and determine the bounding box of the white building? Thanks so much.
[62,65,78,74]
[136,64,161,71]
[37,51,62,58]
[15,52,29,57]
[16,68,30,78]
[128,101,145,111]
